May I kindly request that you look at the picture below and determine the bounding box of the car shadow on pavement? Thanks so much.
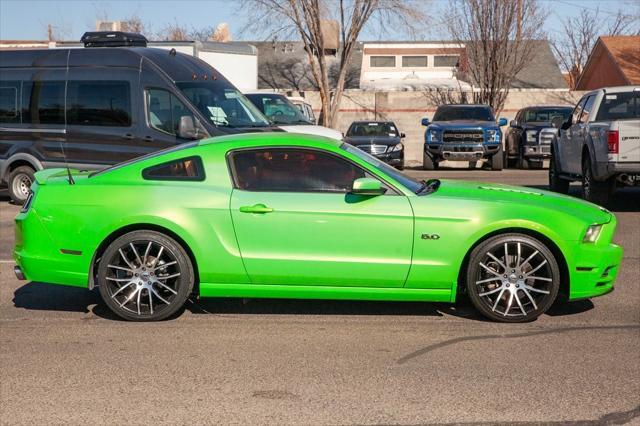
[13,282,593,321]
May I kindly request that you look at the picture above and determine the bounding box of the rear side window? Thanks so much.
[23,81,65,124]
[0,82,20,123]
[147,89,193,136]
[142,156,205,181]
[229,148,365,193]
[596,91,640,121]
[67,81,131,126]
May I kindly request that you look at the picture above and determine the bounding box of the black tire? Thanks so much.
[423,152,435,170]
[517,154,529,169]
[8,165,35,205]
[489,146,503,171]
[529,160,544,170]
[98,230,195,321]
[466,233,560,323]
[582,156,612,206]
[549,153,569,194]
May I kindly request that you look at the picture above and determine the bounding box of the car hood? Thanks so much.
[345,135,401,146]
[278,125,343,141]
[432,179,612,225]
[430,121,498,129]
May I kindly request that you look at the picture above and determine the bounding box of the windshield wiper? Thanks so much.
[417,179,441,195]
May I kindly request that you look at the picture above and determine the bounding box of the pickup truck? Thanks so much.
[549,86,640,205]
[421,104,507,170]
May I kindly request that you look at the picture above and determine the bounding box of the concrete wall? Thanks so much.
[291,89,585,167]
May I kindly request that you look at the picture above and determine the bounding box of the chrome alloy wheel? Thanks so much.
[104,240,182,317]
[12,172,32,200]
[474,241,555,319]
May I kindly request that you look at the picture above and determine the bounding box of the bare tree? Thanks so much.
[551,8,639,89]
[444,0,547,114]
[243,0,426,127]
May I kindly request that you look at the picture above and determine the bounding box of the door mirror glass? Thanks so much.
[421,117,429,126]
[498,117,508,126]
[400,132,406,138]
[177,115,204,140]
[350,178,387,196]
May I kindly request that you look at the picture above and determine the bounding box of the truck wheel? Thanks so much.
[518,154,529,169]
[8,165,36,205]
[489,147,503,171]
[548,156,569,194]
[423,153,435,170]
[582,157,612,206]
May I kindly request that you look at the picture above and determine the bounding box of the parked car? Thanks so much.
[549,86,640,205]
[0,31,276,204]
[14,133,622,323]
[287,96,316,124]
[344,121,405,169]
[421,104,507,170]
[505,106,572,169]
[244,92,342,140]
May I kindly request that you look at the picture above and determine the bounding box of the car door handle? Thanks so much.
[122,133,135,140]
[143,136,154,142]
[239,204,274,214]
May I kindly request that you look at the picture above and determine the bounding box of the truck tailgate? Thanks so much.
[617,120,640,162]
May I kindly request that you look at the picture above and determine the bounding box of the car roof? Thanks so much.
[521,105,573,110]
[198,132,343,150]
[349,121,395,125]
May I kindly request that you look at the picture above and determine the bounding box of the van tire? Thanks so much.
[8,165,35,205]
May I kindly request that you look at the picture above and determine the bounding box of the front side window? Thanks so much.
[142,156,205,181]
[245,93,311,125]
[370,56,396,67]
[229,148,365,193]
[147,89,194,136]
[402,56,428,67]
[579,95,595,123]
[67,81,131,127]
[176,82,269,128]
[571,96,587,125]
[596,91,640,121]
[0,81,20,123]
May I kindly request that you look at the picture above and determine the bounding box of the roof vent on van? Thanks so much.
[81,31,148,48]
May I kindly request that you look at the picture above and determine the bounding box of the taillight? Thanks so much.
[607,130,619,154]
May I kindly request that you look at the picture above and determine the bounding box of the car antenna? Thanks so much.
[59,141,74,185]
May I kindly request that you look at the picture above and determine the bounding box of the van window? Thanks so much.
[0,81,20,123]
[146,89,194,136]
[67,81,131,127]
[23,81,66,125]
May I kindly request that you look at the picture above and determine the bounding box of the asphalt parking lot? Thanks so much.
[1,168,639,425]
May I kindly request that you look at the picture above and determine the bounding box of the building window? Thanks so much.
[402,56,428,67]
[433,55,459,67]
[370,56,396,68]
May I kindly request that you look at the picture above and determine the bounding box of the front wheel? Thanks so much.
[98,230,195,321]
[489,146,503,171]
[466,233,560,323]
[423,152,436,170]
[549,155,569,194]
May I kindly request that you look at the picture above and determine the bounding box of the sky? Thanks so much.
[0,0,634,42]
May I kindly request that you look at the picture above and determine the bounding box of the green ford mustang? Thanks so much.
[14,133,622,322]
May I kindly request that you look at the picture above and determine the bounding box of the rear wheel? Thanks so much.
[8,165,35,205]
[582,156,612,206]
[466,233,560,323]
[98,230,194,321]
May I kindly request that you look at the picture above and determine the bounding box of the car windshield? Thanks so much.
[596,91,640,121]
[433,106,494,121]
[244,93,312,125]
[176,82,270,128]
[523,108,572,123]
[341,143,426,194]
[347,122,399,137]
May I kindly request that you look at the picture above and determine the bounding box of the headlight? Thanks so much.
[583,224,603,243]
[428,129,440,143]
[486,129,500,142]
[391,143,403,152]
[526,130,538,143]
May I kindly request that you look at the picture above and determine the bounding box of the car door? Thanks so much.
[559,96,586,174]
[567,95,596,174]
[228,147,414,287]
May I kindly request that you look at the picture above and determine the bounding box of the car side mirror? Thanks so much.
[400,132,406,138]
[498,118,508,127]
[551,116,564,129]
[177,115,205,140]
[561,118,572,130]
[350,178,387,196]
[421,118,429,126]
[510,120,519,128]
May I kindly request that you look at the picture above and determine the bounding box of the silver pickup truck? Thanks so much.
[549,86,640,205]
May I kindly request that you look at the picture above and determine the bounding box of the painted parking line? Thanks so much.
[0,260,15,263]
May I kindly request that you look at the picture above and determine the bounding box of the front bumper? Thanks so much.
[369,150,404,166]
[568,242,623,300]
[425,143,500,161]
[523,144,551,159]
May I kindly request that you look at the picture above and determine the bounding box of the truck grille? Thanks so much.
[356,144,387,155]
[538,128,556,144]
[442,130,484,143]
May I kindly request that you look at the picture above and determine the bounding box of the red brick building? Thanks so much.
[575,35,640,90]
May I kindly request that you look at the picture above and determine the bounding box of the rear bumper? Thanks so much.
[595,161,640,180]
[425,143,500,161]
